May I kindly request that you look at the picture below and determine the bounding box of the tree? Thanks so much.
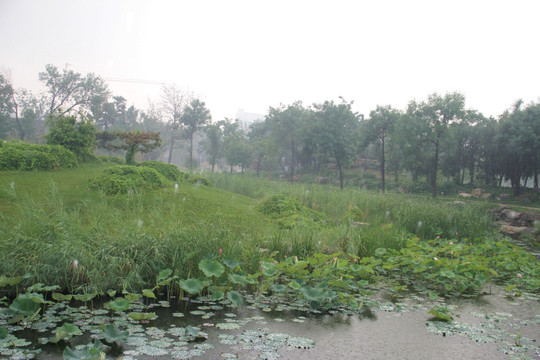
[45,114,97,162]
[365,105,401,192]
[312,99,360,189]
[202,120,225,173]
[91,96,138,131]
[407,92,466,197]
[158,84,193,164]
[96,130,161,164]
[248,121,271,176]
[496,100,540,196]
[39,64,109,117]
[181,98,211,169]
[265,101,309,183]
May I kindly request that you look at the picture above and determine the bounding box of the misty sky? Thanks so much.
[1,0,539,120]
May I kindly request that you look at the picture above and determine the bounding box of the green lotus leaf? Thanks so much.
[222,257,240,269]
[262,262,278,277]
[227,274,250,286]
[374,248,387,257]
[288,280,302,290]
[199,259,225,278]
[300,286,327,302]
[142,289,157,299]
[0,326,7,339]
[156,268,174,285]
[9,293,41,316]
[52,293,73,301]
[107,290,116,298]
[128,312,157,321]
[226,290,243,306]
[101,323,129,343]
[270,284,287,293]
[0,275,24,287]
[104,298,130,312]
[211,289,225,300]
[179,278,204,295]
[73,293,97,302]
[63,339,106,360]
[51,323,82,343]
[124,293,142,302]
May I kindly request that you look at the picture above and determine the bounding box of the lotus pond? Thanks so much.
[1,236,540,359]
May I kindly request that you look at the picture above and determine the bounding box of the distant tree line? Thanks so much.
[1,64,539,197]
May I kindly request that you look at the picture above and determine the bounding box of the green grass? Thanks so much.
[0,165,497,296]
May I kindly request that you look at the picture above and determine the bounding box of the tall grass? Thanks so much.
[0,166,495,296]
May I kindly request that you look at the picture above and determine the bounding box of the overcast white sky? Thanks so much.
[1,0,539,121]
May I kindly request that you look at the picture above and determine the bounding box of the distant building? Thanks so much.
[236,109,264,131]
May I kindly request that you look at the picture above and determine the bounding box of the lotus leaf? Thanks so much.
[226,291,243,306]
[0,326,7,339]
[128,312,157,321]
[52,293,73,301]
[124,293,142,302]
[9,293,42,316]
[179,278,204,295]
[0,275,24,287]
[227,274,250,286]
[262,262,278,277]
[211,289,225,300]
[142,289,157,299]
[300,286,327,302]
[222,257,240,269]
[51,323,82,343]
[199,259,225,278]
[101,323,129,343]
[104,298,130,312]
[270,284,287,293]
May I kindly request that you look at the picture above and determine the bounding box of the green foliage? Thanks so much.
[98,155,125,165]
[88,165,167,195]
[257,194,328,229]
[0,141,78,170]
[46,114,97,162]
[139,161,183,182]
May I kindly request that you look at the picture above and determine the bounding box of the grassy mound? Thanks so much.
[88,165,167,195]
[0,141,78,170]
[258,194,328,228]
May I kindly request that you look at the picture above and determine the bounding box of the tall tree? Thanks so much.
[181,98,211,169]
[365,105,401,192]
[45,114,97,162]
[407,92,466,197]
[39,64,109,117]
[265,101,309,183]
[312,99,360,190]
[202,120,226,172]
[158,84,193,164]
[248,121,271,176]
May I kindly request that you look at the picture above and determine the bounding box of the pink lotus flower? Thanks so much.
[517,273,522,278]
[70,259,78,269]
[449,242,453,245]
[219,248,223,254]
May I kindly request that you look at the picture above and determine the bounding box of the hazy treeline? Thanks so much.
[1,65,539,197]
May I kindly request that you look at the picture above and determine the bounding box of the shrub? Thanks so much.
[257,194,328,229]
[186,174,211,186]
[98,155,125,165]
[88,165,167,195]
[0,141,77,170]
[139,161,183,182]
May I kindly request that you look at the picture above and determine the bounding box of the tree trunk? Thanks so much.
[290,139,295,184]
[189,133,194,169]
[431,136,441,198]
[167,135,175,164]
[256,156,261,176]
[380,136,386,193]
[337,161,344,190]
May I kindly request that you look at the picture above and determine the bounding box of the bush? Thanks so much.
[186,174,211,186]
[88,165,167,195]
[139,161,183,182]
[98,155,125,165]
[257,194,328,229]
[0,141,78,170]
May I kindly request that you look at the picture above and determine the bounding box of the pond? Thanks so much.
[1,286,539,360]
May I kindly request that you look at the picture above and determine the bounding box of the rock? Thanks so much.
[452,201,466,206]
[352,222,370,227]
[472,188,484,197]
[481,193,492,199]
[496,194,510,200]
[498,224,530,238]
[507,211,521,220]
[458,192,474,198]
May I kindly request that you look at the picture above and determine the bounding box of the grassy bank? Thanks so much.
[0,165,499,296]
